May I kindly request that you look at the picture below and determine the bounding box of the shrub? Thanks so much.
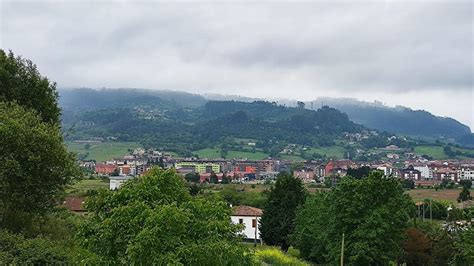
[254,247,309,266]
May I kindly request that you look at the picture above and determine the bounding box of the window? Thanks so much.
[239,219,243,224]
[252,219,257,228]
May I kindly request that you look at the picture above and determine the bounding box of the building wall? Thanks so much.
[231,215,261,240]
[176,162,221,174]
[109,179,126,190]
[458,168,474,180]
[414,166,430,179]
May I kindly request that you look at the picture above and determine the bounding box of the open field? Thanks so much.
[193,148,220,158]
[406,188,474,203]
[226,150,269,160]
[193,148,269,160]
[66,179,109,196]
[413,146,447,159]
[66,141,140,162]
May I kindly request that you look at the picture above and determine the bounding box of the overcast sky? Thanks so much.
[1,0,473,129]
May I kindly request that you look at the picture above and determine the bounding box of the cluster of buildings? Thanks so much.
[79,148,474,190]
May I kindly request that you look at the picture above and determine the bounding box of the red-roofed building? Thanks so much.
[95,164,117,175]
[62,196,86,214]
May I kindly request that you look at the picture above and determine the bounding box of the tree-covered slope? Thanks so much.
[59,90,365,154]
[310,98,471,138]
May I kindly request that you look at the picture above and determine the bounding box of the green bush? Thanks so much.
[287,246,301,258]
[254,247,309,266]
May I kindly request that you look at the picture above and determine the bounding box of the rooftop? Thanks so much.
[232,205,263,217]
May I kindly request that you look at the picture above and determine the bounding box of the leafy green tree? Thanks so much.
[459,180,472,189]
[346,166,372,179]
[0,228,99,264]
[260,172,307,251]
[184,172,200,183]
[0,50,61,125]
[402,179,416,189]
[0,102,80,231]
[77,168,252,264]
[452,226,474,265]
[188,183,202,196]
[293,172,414,265]
[416,221,455,265]
[458,187,472,202]
[210,172,219,184]
[221,174,231,184]
[402,228,431,265]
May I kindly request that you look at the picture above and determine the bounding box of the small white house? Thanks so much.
[109,176,134,190]
[231,205,263,241]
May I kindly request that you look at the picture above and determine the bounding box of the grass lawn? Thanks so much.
[413,146,447,159]
[406,188,474,203]
[66,179,109,196]
[67,141,140,162]
[226,150,269,160]
[194,148,269,160]
[306,146,345,159]
[193,148,221,158]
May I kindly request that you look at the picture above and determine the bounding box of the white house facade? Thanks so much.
[109,176,134,190]
[231,205,262,241]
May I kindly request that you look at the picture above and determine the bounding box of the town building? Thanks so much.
[458,167,474,180]
[293,169,315,182]
[413,165,430,180]
[109,176,134,190]
[231,205,262,241]
[175,162,220,174]
[95,164,118,175]
[400,165,422,180]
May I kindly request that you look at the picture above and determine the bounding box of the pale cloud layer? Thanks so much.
[1,0,472,129]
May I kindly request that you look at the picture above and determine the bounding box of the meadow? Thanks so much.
[193,147,269,160]
[406,188,473,203]
[66,141,140,162]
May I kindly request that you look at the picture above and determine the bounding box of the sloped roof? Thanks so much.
[232,205,263,217]
[63,196,85,212]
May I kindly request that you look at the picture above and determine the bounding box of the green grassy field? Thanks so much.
[226,150,269,160]
[66,179,109,196]
[66,141,140,162]
[413,146,447,159]
[306,146,345,159]
[193,148,269,160]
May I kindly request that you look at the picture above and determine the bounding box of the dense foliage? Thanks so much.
[0,51,80,232]
[0,102,79,220]
[292,172,414,264]
[315,98,471,138]
[77,168,253,264]
[260,172,307,251]
[61,92,365,154]
[0,50,61,125]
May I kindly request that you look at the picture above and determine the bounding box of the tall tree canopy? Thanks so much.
[77,168,253,265]
[0,50,61,125]
[292,172,414,265]
[260,172,307,251]
[0,102,79,229]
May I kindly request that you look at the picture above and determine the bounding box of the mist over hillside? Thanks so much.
[58,88,472,146]
[309,97,471,138]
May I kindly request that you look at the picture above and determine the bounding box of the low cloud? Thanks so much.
[1,1,472,127]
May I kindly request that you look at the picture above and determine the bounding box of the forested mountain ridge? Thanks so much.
[309,98,471,139]
[59,89,365,155]
[59,88,473,154]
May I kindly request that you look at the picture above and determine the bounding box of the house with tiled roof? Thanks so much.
[62,196,86,214]
[231,205,263,241]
